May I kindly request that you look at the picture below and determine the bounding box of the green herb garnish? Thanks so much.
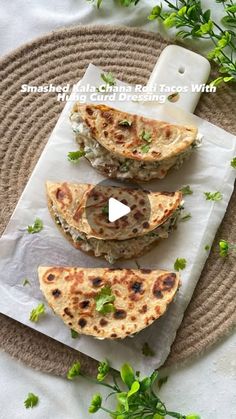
[67,150,86,162]
[205,244,210,251]
[71,329,79,339]
[140,144,150,153]
[174,258,187,271]
[67,361,81,380]
[230,157,236,169]
[180,185,193,196]
[27,218,43,234]
[219,239,230,257]
[24,393,39,409]
[102,204,109,216]
[22,278,31,286]
[95,286,115,315]
[142,342,155,357]
[97,360,110,382]
[141,129,152,143]
[29,303,45,322]
[119,119,132,127]
[69,359,200,418]
[96,72,116,92]
[181,212,192,222]
[204,191,223,201]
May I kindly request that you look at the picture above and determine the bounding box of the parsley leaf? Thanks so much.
[141,129,152,143]
[71,329,79,339]
[101,72,116,86]
[95,286,115,315]
[219,239,229,257]
[67,361,81,380]
[140,144,150,154]
[97,360,110,382]
[119,119,132,127]
[29,303,45,322]
[142,342,155,357]
[67,150,86,162]
[174,258,187,271]
[24,393,39,409]
[180,185,193,196]
[180,212,192,222]
[27,218,43,234]
[231,157,236,169]
[22,278,31,286]
[204,191,223,201]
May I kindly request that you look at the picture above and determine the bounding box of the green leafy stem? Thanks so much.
[67,360,200,418]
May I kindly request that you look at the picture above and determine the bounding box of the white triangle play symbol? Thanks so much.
[108,197,131,223]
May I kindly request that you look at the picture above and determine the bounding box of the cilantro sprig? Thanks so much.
[95,286,115,315]
[141,129,152,143]
[174,257,187,271]
[29,303,45,322]
[230,157,236,169]
[24,393,39,409]
[180,185,193,196]
[219,239,236,257]
[27,218,43,234]
[148,0,236,85]
[204,191,223,201]
[97,72,116,92]
[66,360,200,418]
[71,329,79,339]
[67,150,86,162]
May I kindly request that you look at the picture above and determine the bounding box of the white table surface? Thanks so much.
[0,1,235,418]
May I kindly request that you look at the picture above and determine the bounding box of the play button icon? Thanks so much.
[108,197,131,223]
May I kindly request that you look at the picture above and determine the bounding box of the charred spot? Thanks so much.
[132,228,138,234]
[86,107,94,116]
[78,318,87,328]
[101,111,113,124]
[139,304,148,314]
[92,277,103,287]
[131,281,142,294]
[114,133,124,142]
[79,300,90,309]
[103,122,108,128]
[93,325,98,331]
[100,319,108,327]
[151,151,161,157]
[153,289,163,299]
[162,273,177,290]
[165,127,171,138]
[47,273,55,281]
[110,333,117,338]
[64,307,74,318]
[52,289,61,298]
[132,150,138,155]
[99,228,104,234]
[55,183,72,204]
[113,309,127,320]
[68,322,72,326]
[121,199,128,205]
[139,199,145,205]
[161,192,175,196]
[133,211,143,220]
[131,204,137,210]
[131,316,136,321]
[104,130,108,137]
[142,221,150,229]
[140,269,151,274]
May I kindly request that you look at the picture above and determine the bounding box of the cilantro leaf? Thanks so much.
[219,239,229,257]
[204,191,223,201]
[24,393,39,409]
[180,185,193,196]
[67,361,81,380]
[231,157,236,169]
[67,150,86,162]
[88,394,102,413]
[180,212,192,222]
[27,218,43,234]
[97,360,110,382]
[119,119,132,127]
[174,258,187,271]
[140,144,150,153]
[95,286,115,315]
[29,303,45,322]
[102,204,109,216]
[101,72,116,86]
[71,329,79,339]
[141,129,152,143]
[142,342,155,357]
[22,278,31,286]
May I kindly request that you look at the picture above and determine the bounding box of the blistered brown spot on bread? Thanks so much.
[64,307,74,318]
[130,281,142,294]
[79,300,90,309]
[131,316,136,321]
[52,289,61,298]
[114,309,127,320]
[86,106,94,116]
[91,277,103,287]
[43,268,68,283]
[78,318,87,328]
[100,319,108,327]
[143,221,149,229]
[139,304,147,314]
[104,130,108,137]
[47,273,55,281]
[111,333,117,338]
[153,273,176,299]
[140,269,151,274]
[101,111,113,124]
[55,183,72,206]
[165,127,171,138]
[161,191,175,196]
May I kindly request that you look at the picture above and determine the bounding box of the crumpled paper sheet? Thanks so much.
[0,64,235,375]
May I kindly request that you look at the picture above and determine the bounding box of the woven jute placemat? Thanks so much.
[0,25,235,377]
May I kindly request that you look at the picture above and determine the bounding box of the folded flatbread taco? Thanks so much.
[38,267,180,339]
[70,103,198,181]
[46,181,183,263]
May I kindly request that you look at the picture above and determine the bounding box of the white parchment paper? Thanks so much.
[0,64,235,375]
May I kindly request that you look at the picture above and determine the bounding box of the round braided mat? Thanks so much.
[0,25,235,376]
